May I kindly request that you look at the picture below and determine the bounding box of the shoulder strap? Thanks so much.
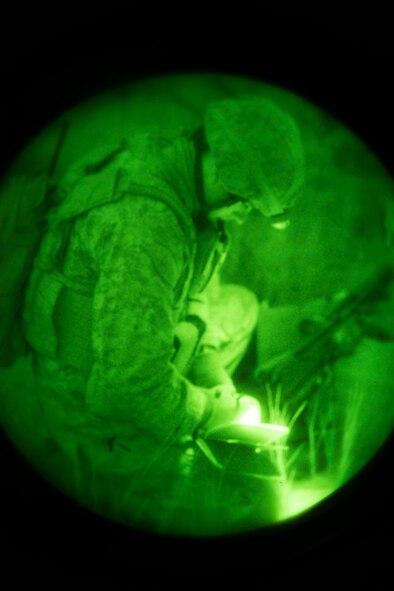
[49,145,198,256]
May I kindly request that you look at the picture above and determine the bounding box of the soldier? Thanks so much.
[19,97,304,535]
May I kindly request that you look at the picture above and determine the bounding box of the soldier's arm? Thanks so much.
[82,196,211,441]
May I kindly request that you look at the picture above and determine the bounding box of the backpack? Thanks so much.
[0,121,69,367]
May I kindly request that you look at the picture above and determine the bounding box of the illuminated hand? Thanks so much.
[201,388,262,437]
[211,383,238,399]
[236,395,263,425]
[188,350,235,389]
[199,383,240,436]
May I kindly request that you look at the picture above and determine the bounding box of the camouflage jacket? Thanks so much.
[22,132,228,441]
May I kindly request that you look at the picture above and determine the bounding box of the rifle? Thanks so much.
[254,266,394,407]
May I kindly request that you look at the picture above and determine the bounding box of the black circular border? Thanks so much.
[1,4,393,580]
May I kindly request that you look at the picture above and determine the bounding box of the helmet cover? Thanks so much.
[204,97,305,217]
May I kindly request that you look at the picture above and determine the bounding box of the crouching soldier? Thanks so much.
[20,98,304,535]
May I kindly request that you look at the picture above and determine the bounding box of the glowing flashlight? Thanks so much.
[271,219,291,230]
[268,209,291,230]
[237,396,262,425]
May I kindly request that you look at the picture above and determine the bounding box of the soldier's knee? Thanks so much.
[220,284,260,336]
[240,286,260,329]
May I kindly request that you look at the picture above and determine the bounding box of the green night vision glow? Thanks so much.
[0,73,393,537]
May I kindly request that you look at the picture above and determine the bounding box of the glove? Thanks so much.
[195,383,240,438]
[235,395,263,425]
[197,386,263,439]
[188,349,234,389]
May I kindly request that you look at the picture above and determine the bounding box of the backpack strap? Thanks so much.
[48,146,198,265]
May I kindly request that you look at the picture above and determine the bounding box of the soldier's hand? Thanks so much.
[200,386,263,437]
[198,384,240,437]
[236,395,263,424]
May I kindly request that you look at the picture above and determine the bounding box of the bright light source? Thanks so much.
[271,219,290,230]
[238,402,262,425]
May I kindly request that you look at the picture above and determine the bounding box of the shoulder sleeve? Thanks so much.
[82,195,208,440]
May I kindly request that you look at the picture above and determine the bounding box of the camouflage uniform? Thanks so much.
[20,132,273,535]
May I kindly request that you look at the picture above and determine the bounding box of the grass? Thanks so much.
[263,381,308,485]
[335,383,367,484]
[258,377,370,520]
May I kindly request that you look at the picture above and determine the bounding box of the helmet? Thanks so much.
[204,97,305,220]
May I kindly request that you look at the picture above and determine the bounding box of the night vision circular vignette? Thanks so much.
[0,73,393,540]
